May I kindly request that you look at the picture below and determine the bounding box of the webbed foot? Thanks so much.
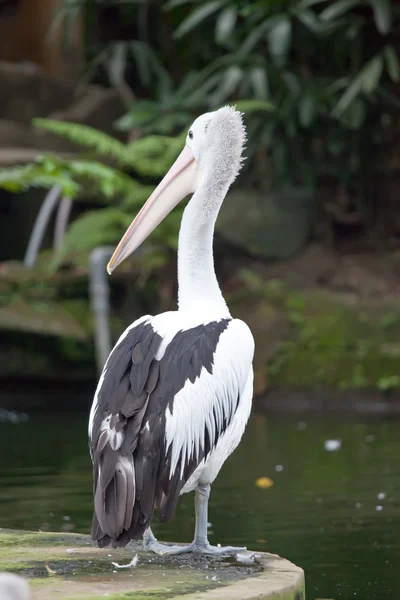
[143,529,246,556]
[190,541,247,555]
[143,538,193,555]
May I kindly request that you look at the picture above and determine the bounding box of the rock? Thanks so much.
[0,61,77,125]
[0,1,82,78]
[263,286,400,391]
[0,573,30,600]
[217,188,315,259]
[0,298,89,340]
[0,61,126,166]
[319,254,398,298]
[0,121,39,148]
[0,529,305,600]
[0,120,76,157]
[50,86,125,137]
[230,293,288,395]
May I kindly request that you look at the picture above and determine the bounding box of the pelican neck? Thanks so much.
[177,181,230,319]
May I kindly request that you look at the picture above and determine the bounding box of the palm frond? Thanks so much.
[33,119,129,166]
[52,207,133,268]
[125,132,186,177]
[66,159,136,198]
[0,163,80,197]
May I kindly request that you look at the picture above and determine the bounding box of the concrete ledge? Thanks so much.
[0,529,305,600]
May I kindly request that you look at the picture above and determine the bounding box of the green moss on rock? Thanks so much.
[0,529,305,600]
[266,288,400,391]
[0,530,91,548]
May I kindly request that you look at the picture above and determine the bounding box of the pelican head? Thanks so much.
[107,106,246,274]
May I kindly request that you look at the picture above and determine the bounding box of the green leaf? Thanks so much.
[122,183,156,210]
[106,42,128,88]
[130,41,152,87]
[0,161,80,197]
[294,8,321,33]
[33,119,128,166]
[115,100,159,131]
[233,99,274,113]
[268,16,292,65]
[0,165,34,192]
[332,74,363,116]
[125,133,185,177]
[165,0,195,8]
[184,74,221,108]
[215,6,237,44]
[209,66,243,106]
[174,1,226,38]
[66,160,135,197]
[338,97,366,130]
[298,90,317,127]
[149,113,192,135]
[282,71,301,97]
[238,14,283,57]
[383,45,400,82]
[333,54,383,116]
[53,208,132,267]
[321,76,350,99]
[250,67,269,100]
[378,375,400,393]
[262,119,278,146]
[297,0,331,7]
[360,54,383,93]
[369,0,391,34]
[130,42,172,95]
[345,21,362,40]
[320,0,361,21]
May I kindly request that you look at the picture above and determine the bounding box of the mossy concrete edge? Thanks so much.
[0,529,305,600]
[178,552,305,600]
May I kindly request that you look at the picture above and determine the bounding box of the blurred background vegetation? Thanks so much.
[0,0,400,396]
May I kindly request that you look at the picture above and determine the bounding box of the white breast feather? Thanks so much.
[164,319,254,479]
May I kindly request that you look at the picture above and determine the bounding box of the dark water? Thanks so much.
[0,404,399,600]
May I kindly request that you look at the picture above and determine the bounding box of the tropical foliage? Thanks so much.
[0,120,185,266]
[2,0,400,268]
[58,0,400,240]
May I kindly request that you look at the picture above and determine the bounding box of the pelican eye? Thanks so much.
[188,130,194,140]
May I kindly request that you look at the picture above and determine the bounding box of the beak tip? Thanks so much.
[106,262,113,275]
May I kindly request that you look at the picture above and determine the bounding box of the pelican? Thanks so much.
[89,106,254,555]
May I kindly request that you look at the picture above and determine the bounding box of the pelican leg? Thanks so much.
[190,483,246,555]
[142,484,246,556]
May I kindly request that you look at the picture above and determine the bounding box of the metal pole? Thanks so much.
[23,186,61,268]
[89,246,115,375]
[53,197,73,252]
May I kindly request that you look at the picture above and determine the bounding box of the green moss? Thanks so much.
[79,586,217,600]
[0,557,111,578]
[0,531,90,548]
[0,561,32,572]
[0,530,224,599]
[80,593,177,600]
[0,528,303,600]
[262,287,400,391]
[47,556,128,576]
[27,578,58,588]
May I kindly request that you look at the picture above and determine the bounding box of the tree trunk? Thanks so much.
[0,0,82,78]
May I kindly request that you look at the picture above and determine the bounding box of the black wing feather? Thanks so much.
[90,317,233,548]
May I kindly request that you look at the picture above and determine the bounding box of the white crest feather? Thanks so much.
[204,105,247,190]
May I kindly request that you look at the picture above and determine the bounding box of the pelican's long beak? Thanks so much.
[107,145,201,274]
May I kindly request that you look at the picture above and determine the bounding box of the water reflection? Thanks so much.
[0,407,399,599]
